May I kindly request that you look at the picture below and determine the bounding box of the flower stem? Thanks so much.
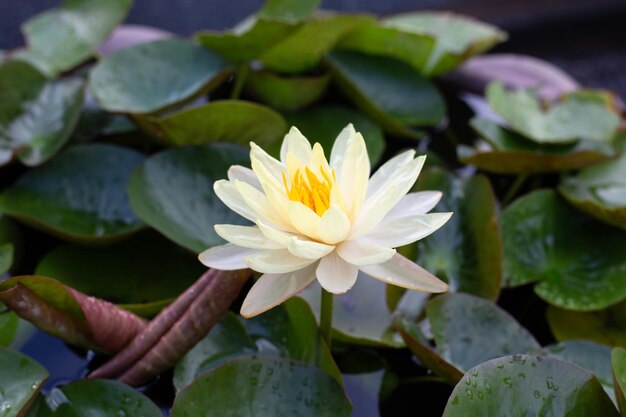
[319,288,334,351]
[230,63,249,100]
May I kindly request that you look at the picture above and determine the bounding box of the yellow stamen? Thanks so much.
[283,157,336,216]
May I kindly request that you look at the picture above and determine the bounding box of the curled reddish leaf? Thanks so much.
[0,276,146,353]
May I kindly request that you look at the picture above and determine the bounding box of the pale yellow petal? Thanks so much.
[366,150,415,198]
[287,236,334,260]
[198,243,256,270]
[366,212,453,247]
[359,253,448,292]
[337,132,369,221]
[214,180,257,222]
[234,179,293,231]
[227,165,261,190]
[329,123,356,170]
[256,219,294,246]
[384,191,442,220]
[287,201,321,240]
[281,126,312,164]
[240,264,317,318]
[317,204,351,244]
[316,251,358,294]
[352,155,426,238]
[310,142,331,177]
[245,249,317,273]
[336,239,396,266]
[214,224,282,249]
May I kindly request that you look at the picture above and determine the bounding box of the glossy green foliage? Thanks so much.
[0,347,48,417]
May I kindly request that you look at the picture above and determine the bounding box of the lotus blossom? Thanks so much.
[199,124,452,317]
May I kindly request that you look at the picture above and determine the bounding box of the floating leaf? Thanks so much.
[35,233,204,316]
[30,379,162,417]
[547,302,626,349]
[503,190,626,310]
[328,50,445,139]
[14,0,133,76]
[458,117,616,174]
[412,169,502,299]
[136,100,286,147]
[128,143,249,252]
[174,298,340,391]
[270,105,384,165]
[544,340,615,402]
[442,355,619,417]
[0,310,19,346]
[429,293,539,371]
[0,276,146,353]
[340,12,506,76]
[0,144,145,243]
[0,61,83,167]
[299,276,400,347]
[258,0,320,23]
[487,82,621,144]
[170,355,352,417]
[89,39,230,114]
[196,17,297,63]
[260,14,374,74]
[0,347,48,417]
[560,134,626,230]
[244,70,330,111]
[612,347,626,415]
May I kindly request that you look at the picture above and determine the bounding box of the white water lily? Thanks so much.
[199,124,452,318]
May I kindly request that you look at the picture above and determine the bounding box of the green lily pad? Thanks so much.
[35,232,204,316]
[299,276,401,347]
[544,340,615,402]
[0,347,48,417]
[14,0,132,76]
[442,354,619,417]
[270,105,384,165]
[260,14,374,74]
[258,0,320,23]
[136,100,286,147]
[327,50,445,139]
[340,12,506,76]
[0,60,84,167]
[428,293,540,372]
[244,70,330,111]
[174,298,340,391]
[612,347,626,415]
[560,134,626,230]
[30,379,161,417]
[0,144,145,243]
[0,245,12,276]
[503,190,626,310]
[0,215,21,275]
[547,302,626,349]
[487,82,621,144]
[127,143,250,253]
[459,117,616,174]
[88,39,230,114]
[0,310,19,346]
[412,169,502,300]
[196,17,297,63]
[171,355,352,417]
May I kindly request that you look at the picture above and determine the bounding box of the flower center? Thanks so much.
[282,165,336,216]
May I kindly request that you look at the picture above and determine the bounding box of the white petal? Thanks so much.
[316,251,359,294]
[245,249,317,273]
[198,244,256,270]
[250,142,285,187]
[256,219,294,246]
[365,212,453,247]
[359,253,448,292]
[214,180,257,222]
[337,239,396,266]
[352,156,426,238]
[337,132,369,221]
[214,224,282,249]
[280,126,312,164]
[317,204,351,245]
[287,201,321,240]
[234,180,294,231]
[287,237,334,259]
[366,150,415,198]
[240,264,317,318]
[227,165,261,190]
[329,123,356,170]
[384,191,443,220]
